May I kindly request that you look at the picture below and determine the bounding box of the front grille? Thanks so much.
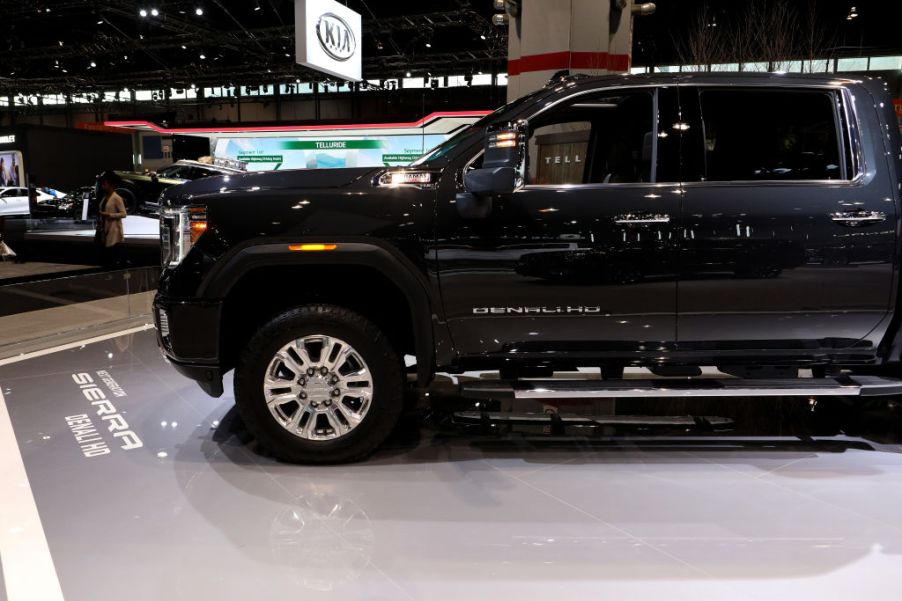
[158,307,170,338]
[160,216,174,266]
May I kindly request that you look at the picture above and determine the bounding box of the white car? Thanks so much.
[0,187,57,216]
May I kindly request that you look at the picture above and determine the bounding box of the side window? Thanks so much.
[698,89,845,181]
[526,91,655,185]
[158,166,182,179]
[0,189,14,197]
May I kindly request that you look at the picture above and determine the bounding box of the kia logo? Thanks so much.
[316,13,355,61]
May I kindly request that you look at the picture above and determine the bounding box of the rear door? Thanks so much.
[676,85,897,357]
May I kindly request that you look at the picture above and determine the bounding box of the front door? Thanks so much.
[676,85,897,357]
[435,86,684,362]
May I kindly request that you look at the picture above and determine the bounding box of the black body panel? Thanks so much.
[154,73,902,396]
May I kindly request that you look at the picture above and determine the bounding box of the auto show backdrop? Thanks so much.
[0,125,133,191]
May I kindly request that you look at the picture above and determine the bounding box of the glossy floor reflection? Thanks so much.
[2,329,902,600]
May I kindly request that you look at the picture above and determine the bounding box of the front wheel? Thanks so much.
[234,305,404,464]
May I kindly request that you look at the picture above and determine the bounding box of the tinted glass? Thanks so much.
[157,165,184,179]
[526,91,655,185]
[698,89,843,181]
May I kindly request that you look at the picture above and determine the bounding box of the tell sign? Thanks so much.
[295,0,362,81]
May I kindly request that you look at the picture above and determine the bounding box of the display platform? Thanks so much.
[2,328,902,600]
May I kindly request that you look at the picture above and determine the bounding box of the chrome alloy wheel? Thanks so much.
[263,335,374,441]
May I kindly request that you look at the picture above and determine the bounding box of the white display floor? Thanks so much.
[1,327,901,600]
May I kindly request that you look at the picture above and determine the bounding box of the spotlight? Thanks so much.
[199,53,206,59]
[425,42,431,48]
[195,7,203,15]
[139,8,147,17]
[480,34,486,40]
[150,8,159,16]
[405,71,411,77]
[96,19,103,25]
[254,1,261,10]
[90,61,96,67]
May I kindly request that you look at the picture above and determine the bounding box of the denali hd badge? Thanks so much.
[316,13,355,61]
[473,306,602,315]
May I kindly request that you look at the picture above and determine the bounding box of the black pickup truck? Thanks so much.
[154,73,902,463]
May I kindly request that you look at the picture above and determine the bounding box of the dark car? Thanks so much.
[111,160,244,215]
[154,73,902,463]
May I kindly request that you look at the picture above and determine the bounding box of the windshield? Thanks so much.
[157,165,183,178]
[410,89,548,166]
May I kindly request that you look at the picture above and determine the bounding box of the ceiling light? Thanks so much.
[425,42,431,48]
[123,54,128,59]
[199,53,206,59]
[406,71,411,77]
[90,61,96,67]
[480,34,486,40]
[181,44,187,49]
[97,19,103,25]
[254,2,261,10]
[195,7,203,15]
[190,83,196,89]
[139,8,147,17]
[58,40,63,46]
[150,8,159,16]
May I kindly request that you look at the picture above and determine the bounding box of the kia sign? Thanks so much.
[317,13,355,61]
[296,0,361,81]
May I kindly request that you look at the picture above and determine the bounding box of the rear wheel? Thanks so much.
[234,305,404,464]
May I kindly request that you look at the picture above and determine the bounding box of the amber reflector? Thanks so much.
[189,221,208,243]
[288,243,337,251]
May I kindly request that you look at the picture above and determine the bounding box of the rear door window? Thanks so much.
[695,89,846,181]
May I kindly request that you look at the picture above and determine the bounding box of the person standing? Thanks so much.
[96,171,127,267]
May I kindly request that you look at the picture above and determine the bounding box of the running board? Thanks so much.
[461,375,902,400]
[453,412,733,428]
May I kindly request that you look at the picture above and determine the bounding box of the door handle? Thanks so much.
[614,213,670,225]
[830,210,886,227]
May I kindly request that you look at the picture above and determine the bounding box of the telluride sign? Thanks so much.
[296,0,362,81]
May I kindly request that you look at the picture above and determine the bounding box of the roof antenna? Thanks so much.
[547,69,570,84]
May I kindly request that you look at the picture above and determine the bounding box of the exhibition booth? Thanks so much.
[4,1,902,600]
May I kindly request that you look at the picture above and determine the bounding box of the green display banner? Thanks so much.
[278,140,385,150]
[382,153,420,162]
[237,154,284,163]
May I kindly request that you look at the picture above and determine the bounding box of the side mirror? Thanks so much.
[464,120,527,196]
[464,166,517,195]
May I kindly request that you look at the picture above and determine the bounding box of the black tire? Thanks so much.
[234,304,404,464]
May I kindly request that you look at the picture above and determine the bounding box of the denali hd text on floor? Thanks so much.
[154,73,902,463]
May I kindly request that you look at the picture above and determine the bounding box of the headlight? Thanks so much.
[161,205,207,267]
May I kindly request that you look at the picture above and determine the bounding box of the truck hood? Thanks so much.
[161,167,381,207]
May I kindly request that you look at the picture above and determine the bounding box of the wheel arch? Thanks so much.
[203,240,436,385]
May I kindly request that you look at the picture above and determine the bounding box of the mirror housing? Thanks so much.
[464,166,517,195]
[463,120,527,196]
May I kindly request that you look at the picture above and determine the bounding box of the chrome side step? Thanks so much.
[453,412,733,428]
[461,375,902,400]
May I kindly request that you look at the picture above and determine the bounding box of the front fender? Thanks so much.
[198,239,437,385]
